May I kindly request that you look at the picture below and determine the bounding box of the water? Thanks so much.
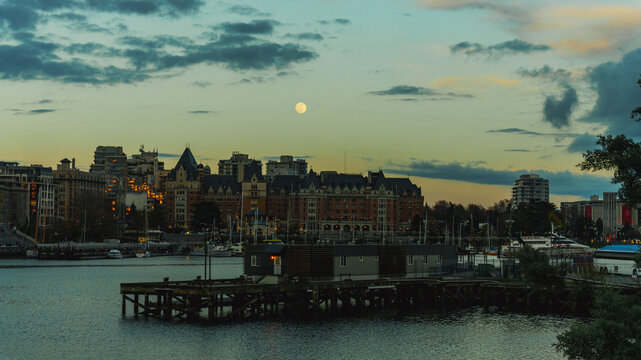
[0,256,575,359]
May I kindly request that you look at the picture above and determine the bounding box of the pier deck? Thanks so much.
[120,276,583,323]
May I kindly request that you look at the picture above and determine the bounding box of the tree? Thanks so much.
[578,75,641,206]
[595,218,603,240]
[190,201,221,232]
[512,201,559,235]
[515,245,566,288]
[556,289,641,359]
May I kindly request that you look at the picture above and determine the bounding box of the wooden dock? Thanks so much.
[120,276,594,323]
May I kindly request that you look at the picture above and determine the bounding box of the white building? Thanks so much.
[512,174,549,206]
[265,155,307,180]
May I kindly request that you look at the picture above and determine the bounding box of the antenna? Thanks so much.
[344,150,346,173]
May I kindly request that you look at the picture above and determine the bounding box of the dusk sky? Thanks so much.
[3,0,641,206]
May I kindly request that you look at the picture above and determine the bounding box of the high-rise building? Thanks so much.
[512,174,549,206]
[53,158,106,222]
[265,155,307,180]
[90,146,127,200]
[126,145,164,187]
[218,152,262,183]
[0,161,55,229]
[561,192,638,238]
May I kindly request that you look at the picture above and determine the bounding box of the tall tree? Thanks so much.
[579,75,641,206]
[190,201,221,232]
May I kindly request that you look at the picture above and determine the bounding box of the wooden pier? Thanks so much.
[120,276,597,323]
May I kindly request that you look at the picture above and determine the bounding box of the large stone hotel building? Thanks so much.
[164,148,424,237]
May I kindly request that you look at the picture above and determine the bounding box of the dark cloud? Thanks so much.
[566,48,641,151]
[567,134,599,153]
[504,149,533,152]
[487,128,580,140]
[0,38,150,84]
[158,153,180,158]
[369,85,473,99]
[191,80,211,88]
[543,85,578,128]
[120,35,317,72]
[516,65,571,82]
[285,32,323,41]
[318,18,351,25]
[219,20,279,35]
[225,5,269,17]
[0,4,318,85]
[582,49,641,131]
[84,0,204,16]
[188,110,214,114]
[65,42,120,56]
[385,159,616,197]
[38,99,52,104]
[30,109,55,114]
[450,39,549,57]
[0,4,40,31]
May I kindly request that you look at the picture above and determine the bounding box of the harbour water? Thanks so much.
[1,256,575,359]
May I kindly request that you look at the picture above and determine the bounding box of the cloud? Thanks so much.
[191,81,211,88]
[158,153,181,158]
[285,32,323,41]
[30,109,55,114]
[0,17,318,84]
[385,158,616,197]
[487,128,580,139]
[219,20,279,35]
[369,85,473,99]
[516,65,571,82]
[51,12,112,34]
[582,49,641,132]
[188,110,215,114]
[450,39,550,57]
[567,134,599,153]
[433,75,519,88]
[566,48,641,152]
[543,85,578,128]
[38,99,52,104]
[225,5,269,17]
[318,18,351,25]
[0,37,150,84]
[504,149,533,152]
[0,4,40,31]
[425,2,641,56]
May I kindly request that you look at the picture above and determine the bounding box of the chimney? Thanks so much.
[72,158,76,169]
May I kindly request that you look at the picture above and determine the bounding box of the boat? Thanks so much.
[107,249,123,259]
[501,234,591,257]
[190,245,232,257]
[135,248,150,258]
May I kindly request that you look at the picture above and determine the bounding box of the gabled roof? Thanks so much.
[386,178,420,195]
[243,160,264,182]
[268,175,301,193]
[323,173,367,190]
[203,174,240,193]
[168,148,199,181]
[303,170,321,188]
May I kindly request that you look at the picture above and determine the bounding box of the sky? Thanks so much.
[2,0,641,206]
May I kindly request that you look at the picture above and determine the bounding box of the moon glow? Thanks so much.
[295,102,307,114]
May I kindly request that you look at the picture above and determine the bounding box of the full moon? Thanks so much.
[295,102,307,114]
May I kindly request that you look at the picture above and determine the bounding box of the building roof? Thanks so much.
[168,148,199,181]
[243,160,264,182]
[203,174,240,193]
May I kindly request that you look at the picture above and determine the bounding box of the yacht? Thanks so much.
[190,245,232,257]
[107,249,123,259]
[501,235,590,256]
